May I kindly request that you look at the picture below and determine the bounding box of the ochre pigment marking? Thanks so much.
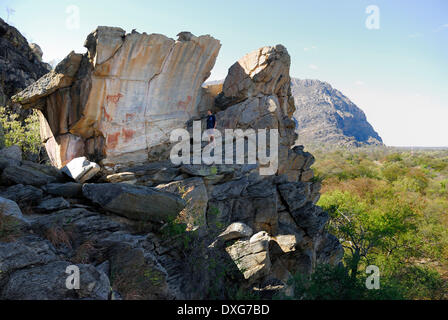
[106,93,124,105]
[107,132,120,149]
[101,106,113,122]
[177,96,192,110]
[122,128,136,142]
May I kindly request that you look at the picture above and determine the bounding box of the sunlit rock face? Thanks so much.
[9,31,345,298]
[214,45,301,180]
[14,27,221,168]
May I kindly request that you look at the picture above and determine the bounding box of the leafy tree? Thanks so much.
[0,107,42,159]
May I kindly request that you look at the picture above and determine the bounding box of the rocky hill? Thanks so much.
[291,78,383,147]
[0,18,50,109]
[0,26,343,300]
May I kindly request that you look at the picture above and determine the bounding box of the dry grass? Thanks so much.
[72,240,96,264]
[45,225,74,249]
[110,262,166,300]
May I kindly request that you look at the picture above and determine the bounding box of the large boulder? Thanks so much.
[0,236,58,283]
[1,261,110,300]
[213,45,298,178]
[225,231,272,282]
[44,182,83,198]
[0,184,43,205]
[35,197,70,213]
[216,45,293,113]
[0,146,22,171]
[1,165,56,186]
[13,27,221,168]
[0,197,26,222]
[82,183,186,222]
[217,222,253,241]
[0,146,22,161]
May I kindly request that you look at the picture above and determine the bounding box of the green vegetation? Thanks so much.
[303,146,448,300]
[0,107,42,159]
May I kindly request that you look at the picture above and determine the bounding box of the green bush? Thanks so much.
[310,146,448,300]
[0,107,42,159]
[285,264,403,300]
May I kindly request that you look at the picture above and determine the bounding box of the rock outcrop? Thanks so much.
[13,27,221,168]
[0,18,50,108]
[2,26,343,300]
[291,78,383,147]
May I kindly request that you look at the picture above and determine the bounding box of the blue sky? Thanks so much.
[1,0,447,147]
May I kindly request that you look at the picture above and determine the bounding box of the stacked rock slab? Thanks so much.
[214,45,307,181]
[8,26,343,298]
[13,28,221,168]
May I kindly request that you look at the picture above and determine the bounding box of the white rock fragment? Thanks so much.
[62,157,100,183]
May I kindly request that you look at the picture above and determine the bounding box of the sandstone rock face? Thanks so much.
[217,45,293,114]
[13,27,221,168]
[214,45,299,178]
[2,26,344,300]
[82,183,186,222]
[218,222,253,241]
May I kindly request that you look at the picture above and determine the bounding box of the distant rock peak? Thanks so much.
[291,78,383,147]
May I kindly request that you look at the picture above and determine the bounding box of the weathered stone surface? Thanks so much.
[28,208,123,243]
[210,177,250,201]
[156,177,208,229]
[0,196,25,222]
[0,157,21,171]
[1,165,56,186]
[14,27,221,168]
[35,197,70,213]
[218,222,253,241]
[316,233,345,266]
[1,261,110,300]
[281,146,315,182]
[2,27,344,299]
[105,172,137,184]
[226,231,271,282]
[29,43,43,62]
[216,45,293,113]
[0,184,43,205]
[44,182,83,198]
[0,146,22,161]
[278,182,310,212]
[82,183,186,222]
[61,157,100,183]
[291,202,329,237]
[0,236,58,281]
[21,160,63,178]
[12,51,83,107]
[213,45,297,178]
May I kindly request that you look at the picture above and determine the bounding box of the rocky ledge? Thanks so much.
[2,26,343,300]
